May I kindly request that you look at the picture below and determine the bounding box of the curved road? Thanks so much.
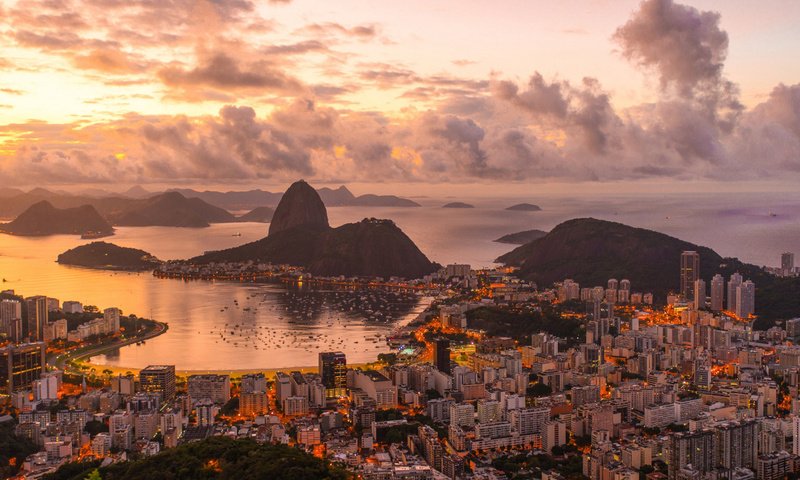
[51,321,168,374]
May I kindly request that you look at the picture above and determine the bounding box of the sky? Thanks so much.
[0,0,799,189]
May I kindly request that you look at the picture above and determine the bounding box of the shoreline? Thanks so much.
[78,362,378,378]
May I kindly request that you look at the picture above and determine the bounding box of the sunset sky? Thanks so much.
[1,0,799,189]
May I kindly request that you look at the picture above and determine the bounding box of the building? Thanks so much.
[669,430,715,479]
[756,451,792,480]
[543,420,567,454]
[25,295,48,341]
[710,274,725,311]
[187,374,230,405]
[139,365,176,401]
[680,251,700,301]
[103,307,120,333]
[435,338,451,375]
[240,373,267,394]
[727,273,743,311]
[319,351,347,397]
[240,391,268,416]
[735,280,755,318]
[0,342,46,394]
[693,279,706,310]
[782,252,795,277]
[62,301,83,314]
[0,299,23,342]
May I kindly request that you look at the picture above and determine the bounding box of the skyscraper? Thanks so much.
[104,307,120,333]
[435,338,451,374]
[710,274,725,311]
[693,279,706,310]
[735,280,755,318]
[0,299,23,342]
[782,252,795,277]
[727,273,743,311]
[24,295,48,342]
[0,342,46,394]
[680,251,700,301]
[139,365,176,401]
[319,351,347,398]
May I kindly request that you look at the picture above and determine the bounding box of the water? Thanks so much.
[1,189,799,370]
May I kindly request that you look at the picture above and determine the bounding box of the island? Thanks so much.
[57,241,161,270]
[0,201,114,236]
[505,203,542,211]
[236,206,275,223]
[493,228,548,244]
[442,202,475,208]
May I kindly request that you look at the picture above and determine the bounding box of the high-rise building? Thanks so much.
[735,280,755,318]
[139,365,176,401]
[187,374,230,405]
[319,352,347,398]
[669,430,715,479]
[727,273,743,311]
[103,308,120,333]
[693,279,706,310]
[0,299,23,342]
[710,274,725,311]
[0,342,46,394]
[782,252,795,277]
[680,251,700,301]
[435,338,451,374]
[24,296,48,342]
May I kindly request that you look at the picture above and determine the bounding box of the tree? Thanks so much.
[526,382,552,398]
[85,469,102,480]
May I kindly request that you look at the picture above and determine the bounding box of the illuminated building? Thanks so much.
[319,351,347,397]
[0,299,23,342]
[693,279,706,310]
[680,251,700,301]
[139,365,176,401]
[0,342,46,394]
[435,338,451,374]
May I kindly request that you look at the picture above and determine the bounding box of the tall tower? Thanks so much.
[24,296,48,342]
[319,351,347,398]
[0,299,23,342]
[693,279,706,310]
[727,273,743,311]
[680,251,700,301]
[735,280,755,318]
[783,252,795,276]
[710,274,725,311]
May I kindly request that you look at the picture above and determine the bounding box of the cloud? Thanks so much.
[72,49,147,74]
[299,22,378,40]
[264,40,329,56]
[158,52,303,94]
[0,88,25,95]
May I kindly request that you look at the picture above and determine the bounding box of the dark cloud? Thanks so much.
[158,53,303,93]
[264,40,328,56]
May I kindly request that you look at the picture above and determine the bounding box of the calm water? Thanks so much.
[1,189,799,370]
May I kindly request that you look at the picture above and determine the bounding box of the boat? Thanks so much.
[232,232,242,237]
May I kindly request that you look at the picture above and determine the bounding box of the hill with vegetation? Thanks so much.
[192,181,437,279]
[0,201,114,236]
[494,229,548,244]
[57,242,161,270]
[496,217,800,326]
[43,437,349,480]
[442,202,474,208]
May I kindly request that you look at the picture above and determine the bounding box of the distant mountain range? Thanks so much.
[496,217,800,325]
[193,180,437,279]
[0,201,113,236]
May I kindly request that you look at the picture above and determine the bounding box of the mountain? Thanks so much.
[506,203,542,211]
[122,185,152,198]
[111,192,236,227]
[443,202,475,208]
[168,188,283,210]
[494,229,548,244]
[496,218,723,299]
[0,201,114,236]
[316,185,421,207]
[496,217,800,324]
[237,206,275,223]
[268,180,329,236]
[317,185,357,205]
[57,241,161,270]
[193,181,437,279]
[0,187,24,198]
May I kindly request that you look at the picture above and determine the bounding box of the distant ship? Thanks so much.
[232,232,242,237]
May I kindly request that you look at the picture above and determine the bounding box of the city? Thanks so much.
[2,249,799,479]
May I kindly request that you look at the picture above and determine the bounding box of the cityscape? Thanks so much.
[2,1,800,480]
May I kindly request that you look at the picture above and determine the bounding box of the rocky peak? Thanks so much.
[268,180,329,236]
